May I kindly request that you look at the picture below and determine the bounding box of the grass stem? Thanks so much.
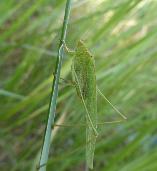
[38,1,72,170]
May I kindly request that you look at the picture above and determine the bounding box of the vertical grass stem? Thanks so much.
[38,1,72,170]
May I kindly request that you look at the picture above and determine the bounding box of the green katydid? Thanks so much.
[62,40,127,169]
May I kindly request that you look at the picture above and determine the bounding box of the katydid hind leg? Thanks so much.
[73,69,98,169]
[97,87,127,120]
[73,70,98,136]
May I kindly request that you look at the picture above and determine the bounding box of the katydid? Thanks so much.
[63,40,127,169]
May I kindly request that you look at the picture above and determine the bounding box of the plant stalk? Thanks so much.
[38,1,72,170]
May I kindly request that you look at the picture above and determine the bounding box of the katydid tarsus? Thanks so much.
[60,40,127,169]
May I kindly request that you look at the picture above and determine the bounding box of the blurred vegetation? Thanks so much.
[0,0,157,171]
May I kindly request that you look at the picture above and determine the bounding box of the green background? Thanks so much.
[0,0,157,170]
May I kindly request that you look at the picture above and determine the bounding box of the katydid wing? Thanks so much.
[71,40,98,169]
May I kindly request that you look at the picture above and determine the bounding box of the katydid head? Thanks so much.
[77,40,93,59]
